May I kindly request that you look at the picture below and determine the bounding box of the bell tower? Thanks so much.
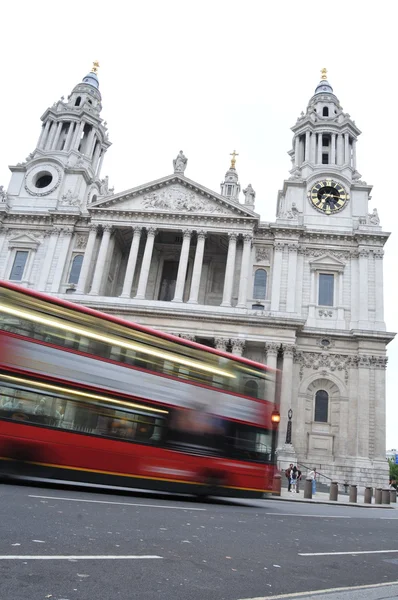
[220,151,241,202]
[6,62,111,213]
[276,69,374,232]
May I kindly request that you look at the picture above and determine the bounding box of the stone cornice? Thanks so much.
[61,296,306,331]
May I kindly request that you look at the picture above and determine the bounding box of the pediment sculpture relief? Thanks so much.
[142,185,224,214]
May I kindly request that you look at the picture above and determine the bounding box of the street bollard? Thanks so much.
[304,477,312,499]
[364,486,373,504]
[375,487,382,504]
[382,489,391,505]
[349,484,357,503]
[329,481,338,501]
[272,472,282,496]
[390,489,397,503]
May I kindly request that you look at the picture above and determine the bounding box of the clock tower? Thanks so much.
[276,69,373,232]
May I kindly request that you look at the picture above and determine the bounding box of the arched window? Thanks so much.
[322,107,329,116]
[68,255,84,284]
[75,97,81,107]
[314,390,329,422]
[91,194,98,204]
[244,380,259,398]
[253,269,267,299]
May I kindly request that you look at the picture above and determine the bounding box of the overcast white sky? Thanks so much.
[2,0,398,449]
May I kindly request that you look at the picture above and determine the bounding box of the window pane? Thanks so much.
[68,255,84,284]
[315,390,328,422]
[253,269,267,298]
[10,251,28,281]
[318,273,334,306]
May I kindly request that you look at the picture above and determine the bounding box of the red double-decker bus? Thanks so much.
[0,281,280,498]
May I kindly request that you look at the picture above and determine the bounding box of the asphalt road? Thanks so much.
[1,482,398,600]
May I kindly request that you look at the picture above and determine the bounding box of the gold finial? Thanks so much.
[230,150,239,169]
[321,67,327,80]
[91,60,100,74]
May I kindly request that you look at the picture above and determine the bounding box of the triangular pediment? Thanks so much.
[309,253,346,270]
[8,232,40,249]
[90,174,258,219]
[9,233,38,244]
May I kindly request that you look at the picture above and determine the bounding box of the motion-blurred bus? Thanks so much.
[0,281,280,498]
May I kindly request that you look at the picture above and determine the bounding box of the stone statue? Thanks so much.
[0,185,8,203]
[173,150,188,174]
[243,184,256,205]
[369,208,380,225]
[99,176,110,195]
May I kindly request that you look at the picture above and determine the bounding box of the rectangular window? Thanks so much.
[226,185,232,195]
[322,153,329,164]
[318,273,334,306]
[9,251,29,281]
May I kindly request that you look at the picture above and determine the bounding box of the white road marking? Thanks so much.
[0,555,162,560]
[265,513,351,519]
[238,579,398,599]
[299,549,398,556]
[28,495,206,511]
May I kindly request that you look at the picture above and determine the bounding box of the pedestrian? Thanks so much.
[295,466,302,493]
[290,468,297,492]
[308,467,317,495]
[285,463,294,492]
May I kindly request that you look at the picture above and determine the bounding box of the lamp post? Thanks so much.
[285,408,293,445]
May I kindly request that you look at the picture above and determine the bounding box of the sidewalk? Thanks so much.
[269,485,397,508]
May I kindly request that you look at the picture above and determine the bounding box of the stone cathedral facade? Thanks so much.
[0,66,394,486]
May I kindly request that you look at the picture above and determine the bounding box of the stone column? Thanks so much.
[352,139,357,169]
[237,234,252,308]
[86,129,96,157]
[215,338,228,352]
[231,338,245,357]
[92,142,102,170]
[374,358,387,459]
[38,229,60,291]
[0,227,9,279]
[286,244,298,312]
[337,134,343,165]
[221,233,238,307]
[38,120,51,149]
[310,132,316,163]
[344,133,350,165]
[279,344,295,447]
[134,227,157,300]
[96,152,105,177]
[374,250,384,325]
[119,226,142,298]
[331,133,336,164]
[317,133,323,164]
[294,136,300,167]
[172,230,192,302]
[89,225,112,296]
[357,356,370,457]
[270,243,283,311]
[188,230,206,304]
[73,121,85,151]
[64,122,75,151]
[305,131,310,162]
[51,228,73,292]
[358,248,369,325]
[51,121,63,150]
[265,342,279,403]
[76,225,98,294]
[45,121,57,150]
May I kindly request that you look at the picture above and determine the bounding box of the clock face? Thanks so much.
[308,180,349,215]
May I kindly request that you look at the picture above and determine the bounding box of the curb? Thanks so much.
[265,495,396,509]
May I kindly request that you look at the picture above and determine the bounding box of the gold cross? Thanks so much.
[91,60,100,74]
[321,67,327,80]
[230,150,239,169]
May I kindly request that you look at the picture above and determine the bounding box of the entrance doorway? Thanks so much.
[158,260,178,301]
